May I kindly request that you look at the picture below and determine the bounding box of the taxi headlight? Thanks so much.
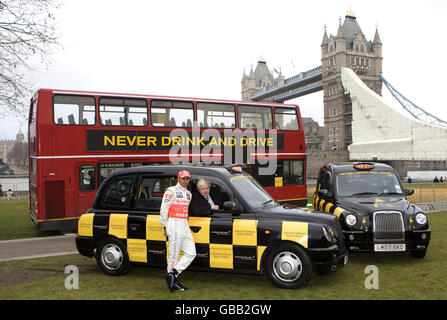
[345,214,357,226]
[415,213,427,225]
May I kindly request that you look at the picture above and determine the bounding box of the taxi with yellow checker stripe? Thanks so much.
[76,165,348,289]
[313,163,430,258]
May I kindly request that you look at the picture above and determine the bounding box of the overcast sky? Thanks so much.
[1,0,446,140]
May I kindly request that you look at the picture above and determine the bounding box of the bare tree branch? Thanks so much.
[0,0,61,118]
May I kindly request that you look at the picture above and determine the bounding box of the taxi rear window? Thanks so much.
[100,175,135,209]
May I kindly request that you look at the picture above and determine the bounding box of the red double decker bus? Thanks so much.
[28,89,307,231]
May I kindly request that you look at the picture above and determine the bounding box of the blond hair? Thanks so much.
[196,179,210,189]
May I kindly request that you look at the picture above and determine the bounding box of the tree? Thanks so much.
[0,0,60,118]
[7,141,28,167]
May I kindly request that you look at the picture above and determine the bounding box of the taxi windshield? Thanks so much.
[335,171,403,197]
[230,174,277,209]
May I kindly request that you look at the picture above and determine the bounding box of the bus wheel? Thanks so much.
[265,243,312,289]
[95,237,131,276]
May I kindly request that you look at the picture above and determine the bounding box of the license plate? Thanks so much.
[374,243,406,252]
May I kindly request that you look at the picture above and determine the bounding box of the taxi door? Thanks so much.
[212,210,258,271]
[134,174,175,266]
[314,168,334,210]
[188,175,258,272]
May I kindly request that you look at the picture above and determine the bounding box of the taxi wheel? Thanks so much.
[265,243,312,289]
[95,237,132,276]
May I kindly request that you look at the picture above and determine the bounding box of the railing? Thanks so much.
[381,74,447,128]
[404,182,447,212]
[0,179,28,199]
[271,81,322,102]
[283,66,323,85]
[251,66,323,101]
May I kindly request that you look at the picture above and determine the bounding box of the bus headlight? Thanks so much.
[345,214,357,226]
[415,213,427,225]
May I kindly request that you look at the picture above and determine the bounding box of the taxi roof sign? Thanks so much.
[353,163,375,170]
[230,166,242,173]
[224,164,243,173]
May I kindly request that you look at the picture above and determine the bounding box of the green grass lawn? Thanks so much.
[0,199,61,240]
[0,211,445,300]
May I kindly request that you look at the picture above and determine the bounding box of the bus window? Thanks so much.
[238,105,272,129]
[197,103,235,128]
[54,95,96,125]
[99,98,147,126]
[30,98,37,124]
[253,160,304,187]
[80,165,96,191]
[275,108,299,130]
[128,106,148,126]
[151,100,193,127]
[99,162,143,185]
[252,162,274,187]
[282,160,304,185]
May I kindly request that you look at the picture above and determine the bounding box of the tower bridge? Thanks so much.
[251,66,323,102]
[241,10,447,176]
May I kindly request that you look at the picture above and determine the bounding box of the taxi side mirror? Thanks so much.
[223,201,236,212]
[405,188,414,196]
[318,189,333,198]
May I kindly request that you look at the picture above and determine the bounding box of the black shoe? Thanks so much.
[172,282,186,291]
[174,278,188,291]
[165,272,175,292]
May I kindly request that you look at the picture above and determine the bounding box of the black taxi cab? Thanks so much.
[76,164,348,289]
[313,162,430,258]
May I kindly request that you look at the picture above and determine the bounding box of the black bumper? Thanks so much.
[75,236,96,258]
[29,213,78,232]
[343,229,431,252]
[308,244,349,273]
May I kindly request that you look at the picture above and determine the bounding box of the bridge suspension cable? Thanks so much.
[380,74,447,128]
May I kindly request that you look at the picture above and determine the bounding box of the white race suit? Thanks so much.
[160,183,196,274]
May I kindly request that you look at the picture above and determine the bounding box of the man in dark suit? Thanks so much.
[189,179,226,216]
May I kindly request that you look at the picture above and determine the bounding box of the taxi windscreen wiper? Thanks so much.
[377,192,404,196]
[261,199,275,209]
[350,192,379,197]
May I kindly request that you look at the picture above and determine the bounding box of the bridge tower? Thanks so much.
[321,9,382,151]
[241,57,284,101]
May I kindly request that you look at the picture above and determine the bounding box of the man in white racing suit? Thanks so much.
[160,169,196,291]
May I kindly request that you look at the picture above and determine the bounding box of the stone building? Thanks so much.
[321,9,382,151]
[241,10,445,178]
[241,57,284,101]
[241,11,382,155]
[0,130,24,163]
[302,117,324,150]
